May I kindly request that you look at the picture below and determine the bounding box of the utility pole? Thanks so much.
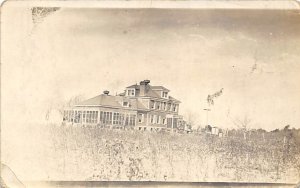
[203,108,211,126]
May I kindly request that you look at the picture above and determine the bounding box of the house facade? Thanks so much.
[63,80,185,131]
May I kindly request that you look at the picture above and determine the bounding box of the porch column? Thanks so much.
[111,112,115,129]
[135,112,138,129]
[72,110,75,124]
[97,109,100,124]
[146,113,149,126]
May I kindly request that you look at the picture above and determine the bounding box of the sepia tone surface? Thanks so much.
[1,1,300,187]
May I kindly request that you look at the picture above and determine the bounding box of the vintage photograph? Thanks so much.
[1,1,300,187]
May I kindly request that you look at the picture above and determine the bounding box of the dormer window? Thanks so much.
[127,89,135,96]
[123,101,129,107]
[162,91,168,98]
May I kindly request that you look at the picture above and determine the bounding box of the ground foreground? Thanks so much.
[40,125,300,183]
[2,124,300,183]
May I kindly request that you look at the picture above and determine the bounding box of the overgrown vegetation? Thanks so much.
[42,125,300,183]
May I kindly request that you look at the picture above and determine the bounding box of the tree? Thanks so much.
[283,124,290,131]
[231,115,252,139]
[57,95,85,116]
[271,129,279,133]
[184,110,198,129]
[205,125,212,132]
[232,115,252,131]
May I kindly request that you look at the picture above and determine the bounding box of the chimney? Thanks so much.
[139,80,150,96]
[144,79,150,85]
[103,90,109,95]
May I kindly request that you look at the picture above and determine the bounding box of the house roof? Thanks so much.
[118,92,125,96]
[151,86,170,92]
[125,84,169,98]
[75,94,149,111]
[130,99,148,111]
[76,81,180,109]
[125,83,180,101]
[144,87,161,98]
[76,94,122,107]
[126,84,139,89]
[169,96,181,103]
[126,85,170,91]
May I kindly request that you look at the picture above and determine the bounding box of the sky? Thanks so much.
[2,8,300,131]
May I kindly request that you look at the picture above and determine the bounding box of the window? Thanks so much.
[173,118,178,129]
[123,101,129,107]
[138,113,144,123]
[86,111,89,123]
[162,118,166,124]
[156,102,160,110]
[113,112,121,125]
[100,111,103,124]
[65,110,69,121]
[91,111,94,123]
[120,113,136,126]
[167,103,171,111]
[86,111,90,123]
[167,118,173,128]
[93,111,98,123]
[120,113,125,125]
[84,111,98,124]
[162,92,168,98]
[156,116,160,124]
[78,111,82,123]
[63,111,67,121]
[74,111,80,123]
[162,102,166,110]
[150,100,155,109]
[127,89,135,96]
[125,115,129,125]
[173,105,177,112]
[150,115,154,124]
[70,111,74,122]
[129,114,136,126]
[100,111,112,125]
[108,112,112,124]
[89,111,93,123]
[82,111,86,123]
